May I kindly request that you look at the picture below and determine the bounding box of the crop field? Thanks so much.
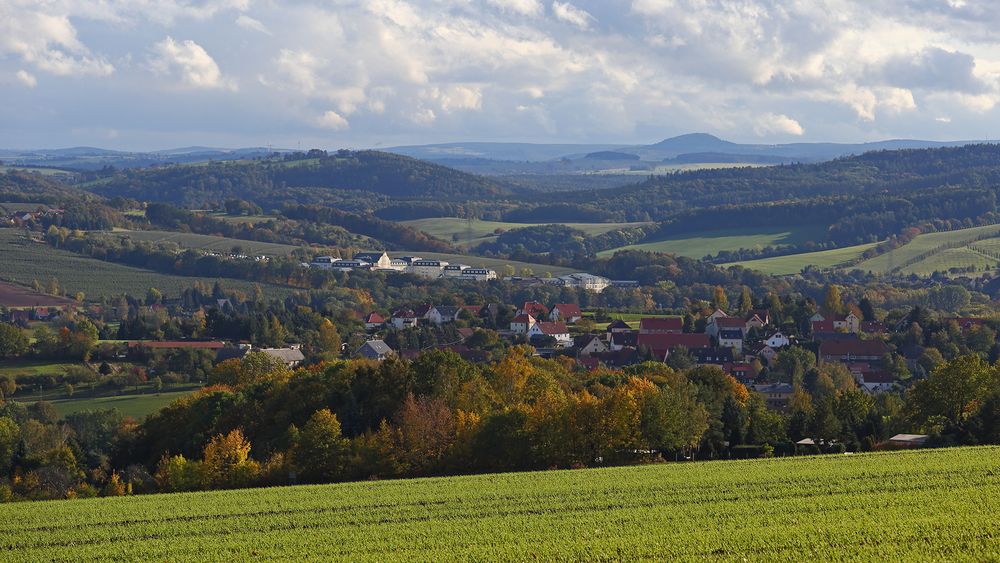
[402,217,651,248]
[851,224,1000,275]
[722,242,880,275]
[4,446,1000,560]
[0,280,77,308]
[106,230,302,257]
[601,224,830,259]
[0,228,295,301]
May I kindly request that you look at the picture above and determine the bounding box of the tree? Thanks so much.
[314,319,342,362]
[202,429,257,489]
[0,323,28,359]
[294,409,349,482]
[738,286,753,316]
[712,286,728,312]
[822,284,844,316]
[0,417,19,473]
[155,454,204,492]
[906,355,1000,430]
[46,277,60,296]
[0,376,15,399]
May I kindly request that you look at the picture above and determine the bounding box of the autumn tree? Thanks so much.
[294,409,349,482]
[822,284,844,316]
[202,429,258,489]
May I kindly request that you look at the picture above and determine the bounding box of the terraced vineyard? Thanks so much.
[4,447,1000,560]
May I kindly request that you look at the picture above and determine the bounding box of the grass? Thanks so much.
[0,360,79,379]
[42,386,199,419]
[105,230,303,257]
[599,224,830,259]
[853,224,1000,275]
[4,446,1000,559]
[723,242,880,275]
[0,228,296,300]
[402,217,651,248]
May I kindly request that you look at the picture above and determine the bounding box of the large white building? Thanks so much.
[408,259,448,278]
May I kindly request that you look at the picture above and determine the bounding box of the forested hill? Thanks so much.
[0,170,85,203]
[84,150,514,209]
[522,143,1000,245]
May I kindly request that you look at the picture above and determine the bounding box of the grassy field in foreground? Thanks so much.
[599,224,829,259]
[4,446,999,560]
[0,228,295,300]
[402,217,651,248]
[723,242,880,275]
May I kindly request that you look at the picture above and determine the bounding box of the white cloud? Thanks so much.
[235,14,271,35]
[754,113,804,136]
[152,36,236,90]
[552,2,594,29]
[15,70,37,88]
[486,0,544,17]
[0,8,114,76]
[317,110,350,130]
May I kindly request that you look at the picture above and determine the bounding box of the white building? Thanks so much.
[353,251,392,269]
[765,331,791,348]
[459,268,497,281]
[554,273,611,293]
[408,259,448,279]
[528,321,573,348]
[442,264,469,277]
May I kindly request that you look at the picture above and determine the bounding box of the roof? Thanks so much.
[753,383,794,394]
[553,303,582,317]
[358,340,393,356]
[747,309,770,321]
[521,301,549,316]
[637,333,709,354]
[610,331,637,346]
[535,322,569,335]
[364,312,385,323]
[819,338,890,357]
[433,305,462,317]
[606,319,631,330]
[392,308,417,319]
[511,314,535,324]
[353,251,388,261]
[127,340,226,349]
[812,319,837,333]
[714,317,746,328]
[718,329,744,340]
[639,317,683,331]
[889,434,928,444]
[260,348,305,363]
[413,304,433,317]
[574,334,603,347]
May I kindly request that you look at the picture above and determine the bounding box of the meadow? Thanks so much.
[107,230,302,257]
[722,242,880,275]
[402,217,651,248]
[601,224,830,259]
[0,228,295,300]
[3,446,999,560]
[39,386,200,419]
[852,224,1000,275]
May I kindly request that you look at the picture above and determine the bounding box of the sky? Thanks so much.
[3,0,1000,150]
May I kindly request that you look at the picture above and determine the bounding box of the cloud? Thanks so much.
[880,47,986,93]
[0,8,114,76]
[152,36,236,90]
[317,110,350,130]
[551,2,594,29]
[754,113,804,136]
[235,14,271,35]
[15,70,37,88]
[486,0,544,17]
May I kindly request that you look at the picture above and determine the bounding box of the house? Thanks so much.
[811,311,861,334]
[408,260,448,278]
[691,346,734,365]
[519,301,549,318]
[428,305,462,325]
[638,317,683,335]
[592,348,641,368]
[707,316,745,338]
[510,314,536,334]
[328,259,370,271]
[757,345,779,364]
[442,264,469,277]
[718,329,744,354]
[390,256,422,270]
[363,312,385,331]
[745,309,771,329]
[355,339,394,361]
[847,363,895,393]
[552,273,610,293]
[723,362,755,385]
[945,317,988,334]
[413,304,434,321]
[549,303,583,324]
[636,333,710,360]
[861,320,888,334]
[259,346,305,368]
[606,319,632,334]
[708,309,728,322]
[752,383,794,410]
[609,331,638,351]
[819,338,890,365]
[529,322,572,347]
[764,331,791,348]
[353,251,392,269]
[459,268,497,281]
[390,309,420,330]
[574,334,609,357]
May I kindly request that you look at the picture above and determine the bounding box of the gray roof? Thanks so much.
[261,348,305,363]
[752,383,794,393]
[719,329,744,340]
[357,339,393,357]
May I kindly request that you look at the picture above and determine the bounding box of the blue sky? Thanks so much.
[3,0,1000,150]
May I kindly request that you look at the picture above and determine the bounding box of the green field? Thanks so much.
[4,447,999,560]
[0,228,295,300]
[402,217,651,248]
[0,360,79,379]
[853,224,1000,275]
[723,242,880,275]
[41,386,199,419]
[601,224,831,259]
[106,230,303,257]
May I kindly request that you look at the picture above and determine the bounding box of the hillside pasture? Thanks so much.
[853,224,1000,275]
[722,242,879,275]
[0,280,77,308]
[402,217,652,248]
[3,447,999,560]
[108,230,303,257]
[600,224,830,259]
[0,228,295,301]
